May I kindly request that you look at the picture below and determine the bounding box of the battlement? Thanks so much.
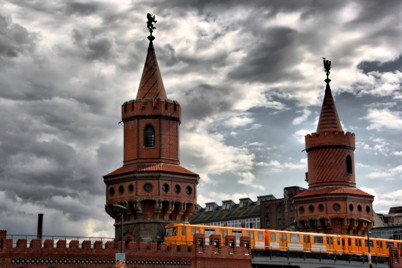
[0,233,251,268]
[305,131,355,149]
[122,98,181,122]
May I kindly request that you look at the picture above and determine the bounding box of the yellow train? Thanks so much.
[164,223,402,257]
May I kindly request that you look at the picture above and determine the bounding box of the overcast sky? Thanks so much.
[0,0,401,237]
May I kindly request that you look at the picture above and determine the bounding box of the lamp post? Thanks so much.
[113,204,128,253]
[359,218,372,268]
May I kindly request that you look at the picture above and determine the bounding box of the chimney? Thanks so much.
[37,213,43,239]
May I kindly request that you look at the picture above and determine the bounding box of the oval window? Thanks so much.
[318,204,324,212]
[349,204,354,211]
[186,186,193,195]
[309,205,314,213]
[299,206,305,214]
[358,204,362,212]
[144,183,153,193]
[174,184,181,193]
[118,185,124,194]
[333,203,341,212]
[366,205,371,213]
[162,183,170,193]
[109,187,115,196]
[128,184,134,193]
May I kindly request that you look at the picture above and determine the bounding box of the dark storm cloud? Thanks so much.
[181,84,235,120]
[0,14,35,58]
[358,55,402,74]
[65,1,99,16]
[228,27,300,83]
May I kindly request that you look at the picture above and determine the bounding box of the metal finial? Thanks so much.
[146,13,157,40]
[323,57,331,84]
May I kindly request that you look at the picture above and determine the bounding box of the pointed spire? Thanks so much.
[136,14,167,100]
[316,59,343,133]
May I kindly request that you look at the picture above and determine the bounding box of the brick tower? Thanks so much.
[103,22,199,242]
[294,59,374,235]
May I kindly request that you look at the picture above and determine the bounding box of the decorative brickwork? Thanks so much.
[0,231,251,268]
[104,36,199,242]
[294,62,374,235]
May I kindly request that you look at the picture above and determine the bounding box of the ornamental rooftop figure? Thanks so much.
[294,59,374,235]
[103,15,199,243]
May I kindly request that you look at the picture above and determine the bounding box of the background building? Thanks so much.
[372,207,402,240]
[260,186,305,230]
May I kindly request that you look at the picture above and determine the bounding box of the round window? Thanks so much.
[162,183,170,193]
[174,184,181,193]
[144,183,152,193]
[186,186,193,195]
[333,203,341,212]
[128,184,134,193]
[109,187,115,196]
[118,185,124,194]
[318,204,324,212]
[366,205,371,213]
[349,204,354,211]
[309,205,314,213]
[358,204,362,212]
[299,206,305,214]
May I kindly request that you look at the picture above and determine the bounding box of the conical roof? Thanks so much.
[316,83,343,133]
[136,38,167,100]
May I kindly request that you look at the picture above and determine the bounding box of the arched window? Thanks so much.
[346,155,353,174]
[144,125,155,147]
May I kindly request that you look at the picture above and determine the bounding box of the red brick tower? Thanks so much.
[103,24,199,242]
[294,59,374,235]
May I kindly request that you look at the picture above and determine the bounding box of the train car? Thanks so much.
[164,223,400,258]
[164,223,266,249]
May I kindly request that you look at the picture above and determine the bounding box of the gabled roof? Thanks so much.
[316,83,343,133]
[136,38,167,100]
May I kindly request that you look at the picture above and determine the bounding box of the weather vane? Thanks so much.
[146,13,157,39]
[323,57,331,84]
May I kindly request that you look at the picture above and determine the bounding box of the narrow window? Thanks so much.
[346,155,353,174]
[144,125,155,147]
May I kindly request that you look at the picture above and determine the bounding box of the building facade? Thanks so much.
[294,60,374,235]
[260,186,305,230]
[103,33,199,242]
[190,197,271,228]
[372,207,402,240]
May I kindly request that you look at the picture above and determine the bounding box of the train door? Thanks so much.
[341,237,347,253]
[269,231,280,250]
[279,232,287,251]
[303,234,311,252]
[255,230,265,249]
[326,236,334,254]
[311,235,326,253]
[232,230,242,247]
[288,233,303,251]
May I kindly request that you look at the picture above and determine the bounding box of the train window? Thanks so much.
[303,235,311,243]
[205,229,216,237]
[337,238,341,245]
[348,238,352,246]
[258,232,264,241]
[314,236,323,244]
[270,233,276,241]
[356,239,362,247]
[365,240,374,247]
[232,230,242,238]
[386,242,394,248]
[181,227,186,236]
[280,233,287,242]
[290,234,300,242]
[377,241,382,248]
[166,227,177,236]
[191,228,200,235]
[326,237,333,245]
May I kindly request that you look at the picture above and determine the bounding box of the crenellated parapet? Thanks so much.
[305,131,355,150]
[0,235,251,268]
[122,98,181,123]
